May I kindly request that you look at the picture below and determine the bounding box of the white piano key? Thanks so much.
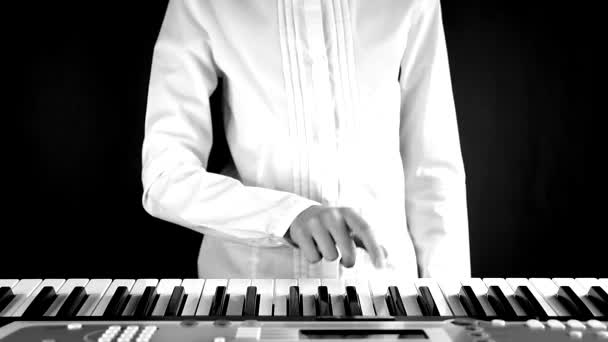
[181,279,205,316]
[369,278,391,316]
[506,278,556,317]
[251,279,274,316]
[460,278,496,316]
[575,278,608,293]
[415,278,453,316]
[225,279,251,316]
[553,278,603,317]
[483,278,526,317]
[273,279,297,316]
[196,279,227,316]
[0,279,42,317]
[76,279,112,316]
[321,279,345,316]
[12,279,65,317]
[151,279,182,316]
[396,280,422,316]
[44,279,89,316]
[437,279,467,316]
[298,279,320,316]
[121,279,158,316]
[91,279,135,316]
[0,280,18,288]
[601,279,608,291]
[529,278,569,316]
[345,279,375,316]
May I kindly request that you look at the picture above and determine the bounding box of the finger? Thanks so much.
[311,225,339,262]
[297,234,322,264]
[322,209,356,267]
[341,208,386,268]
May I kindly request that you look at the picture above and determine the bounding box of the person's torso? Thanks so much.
[194,0,421,278]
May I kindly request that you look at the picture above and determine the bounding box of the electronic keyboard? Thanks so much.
[0,277,606,341]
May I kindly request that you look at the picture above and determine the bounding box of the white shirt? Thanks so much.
[141,0,470,279]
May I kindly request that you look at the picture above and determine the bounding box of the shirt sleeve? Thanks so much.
[141,0,319,247]
[398,0,471,278]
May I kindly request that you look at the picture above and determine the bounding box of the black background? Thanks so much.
[4,1,602,279]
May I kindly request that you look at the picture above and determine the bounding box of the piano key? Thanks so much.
[459,286,485,318]
[529,278,569,316]
[395,281,422,316]
[588,286,608,315]
[415,279,452,316]
[506,278,556,317]
[576,278,607,292]
[56,286,88,318]
[151,279,182,316]
[76,279,112,316]
[345,286,362,316]
[0,288,13,314]
[225,279,251,316]
[514,286,548,319]
[44,278,89,317]
[121,279,158,317]
[417,286,439,316]
[272,279,297,316]
[250,279,273,316]
[369,278,391,316]
[316,286,332,316]
[487,285,518,319]
[242,286,258,316]
[13,279,64,317]
[91,279,135,316]
[298,279,320,316]
[180,279,205,316]
[209,286,228,316]
[386,286,407,316]
[460,279,496,317]
[133,286,157,317]
[103,286,130,317]
[321,279,345,316]
[483,278,526,317]
[345,279,375,316]
[553,278,603,318]
[0,280,18,313]
[556,286,594,319]
[1,279,41,317]
[437,279,467,316]
[288,286,301,317]
[23,286,57,318]
[196,279,227,316]
[165,286,186,316]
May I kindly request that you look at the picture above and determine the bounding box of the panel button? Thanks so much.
[525,319,545,330]
[546,319,566,330]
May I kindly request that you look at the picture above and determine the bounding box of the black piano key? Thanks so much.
[242,286,258,316]
[0,287,15,313]
[487,286,517,319]
[103,286,130,317]
[386,286,407,316]
[134,286,158,317]
[515,286,547,319]
[165,286,186,317]
[588,286,608,315]
[23,287,57,318]
[316,286,332,316]
[417,286,440,316]
[345,286,362,316]
[57,286,87,318]
[557,286,593,319]
[288,286,301,317]
[209,286,228,316]
[459,286,485,318]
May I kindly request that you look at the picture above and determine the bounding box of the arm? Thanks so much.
[399,0,471,277]
[141,0,318,247]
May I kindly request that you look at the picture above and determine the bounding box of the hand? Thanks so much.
[284,205,386,268]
